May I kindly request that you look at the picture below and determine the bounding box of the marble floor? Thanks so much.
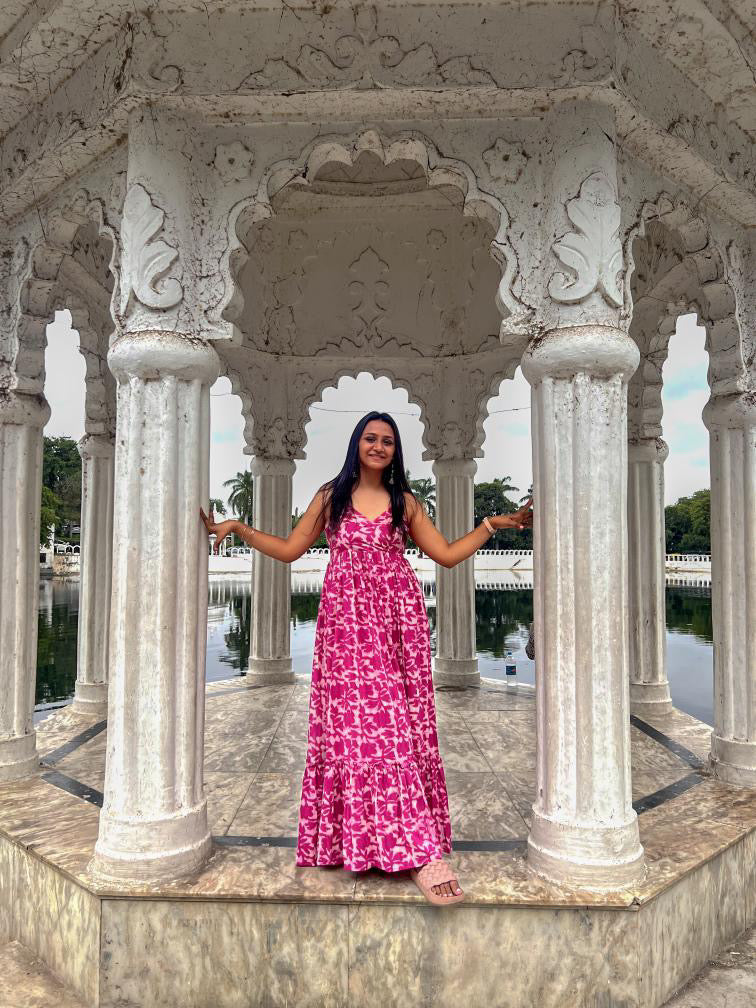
[1,674,753,909]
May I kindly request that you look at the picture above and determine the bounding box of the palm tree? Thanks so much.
[209,497,227,517]
[409,477,436,520]
[223,471,254,525]
[495,476,519,498]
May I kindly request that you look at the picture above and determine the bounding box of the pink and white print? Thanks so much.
[296,503,453,872]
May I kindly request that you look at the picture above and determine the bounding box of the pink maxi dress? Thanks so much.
[295,503,453,872]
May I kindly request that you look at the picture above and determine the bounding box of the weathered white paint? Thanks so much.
[432,457,479,687]
[0,392,49,781]
[91,330,218,883]
[0,1,754,899]
[248,456,295,685]
[705,393,756,788]
[628,437,673,717]
[524,323,645,889]
[73,433,114,717]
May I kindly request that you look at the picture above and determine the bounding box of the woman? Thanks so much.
[201,411,532,906]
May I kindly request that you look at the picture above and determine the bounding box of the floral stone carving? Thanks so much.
[548,171,623,307]
[120,183,183,313]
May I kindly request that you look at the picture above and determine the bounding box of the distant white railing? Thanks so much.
[665,553,711,565]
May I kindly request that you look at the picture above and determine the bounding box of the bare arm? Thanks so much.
[200,490,328,564]
[406,493,532,569]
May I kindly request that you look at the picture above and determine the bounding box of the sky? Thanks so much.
[43,311,709,511]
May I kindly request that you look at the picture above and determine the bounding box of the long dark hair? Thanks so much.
[317,412,416,536]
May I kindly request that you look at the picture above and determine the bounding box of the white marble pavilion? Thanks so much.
[0,6,754,998]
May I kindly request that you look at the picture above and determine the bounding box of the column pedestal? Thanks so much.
[73,434,114,718]
[90,331,218,883]
[628,438,673,718]
[704,394,756,787]
[523,325,645,890]
[0,392,50,781]
[431,458,479,689]
[248,457,295,685]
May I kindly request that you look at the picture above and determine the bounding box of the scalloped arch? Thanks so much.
[219,358,434,464]
[12,190,118,408]
[296,367,432,463]
[214,128,533,344]
[469,355,524,461]
[624,192,746,398]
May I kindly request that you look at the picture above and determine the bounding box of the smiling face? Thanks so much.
[357,420,396,475]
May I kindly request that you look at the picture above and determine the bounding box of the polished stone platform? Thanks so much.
[1,676,754,1008]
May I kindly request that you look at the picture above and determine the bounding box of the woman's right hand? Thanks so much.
[200,508,237,553]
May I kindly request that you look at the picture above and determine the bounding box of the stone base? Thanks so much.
[432,656,480,688]
[2,680,753,1008]
[527,811,646,891]
[0,732,38,783]
[72,682,108,719]
[0,820,753,1008]
[247,656,295,685]
[710,736,756,788]
[630,682,674,719]
[91,804,212,884]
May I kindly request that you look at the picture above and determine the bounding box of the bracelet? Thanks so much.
[482,516,495,535]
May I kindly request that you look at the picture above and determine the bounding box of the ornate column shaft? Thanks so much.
[431,457,479,688]
[522,99,644,889]
[627,437,673,717]
[0,392,49,780]
[73,433,114,717]
[704,393,756,787]
[248,456,295,685]
[91,331,219,882]
[523,326,644,888]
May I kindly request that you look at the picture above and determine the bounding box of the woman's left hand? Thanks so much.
[492,497,533,531]
[200,508,237,553]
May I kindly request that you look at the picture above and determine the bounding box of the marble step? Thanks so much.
[0,941,86,1008]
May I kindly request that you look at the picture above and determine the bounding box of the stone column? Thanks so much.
[627,437,673,717]
[248,456,295,685]
[0,392,49,781]
[72,433,114,717]
[523,325,644,889]
[431,458,479,688]
[91,331,219,882]
[704,393,756,787]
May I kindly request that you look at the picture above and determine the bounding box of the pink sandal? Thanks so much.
[410,859,465,906]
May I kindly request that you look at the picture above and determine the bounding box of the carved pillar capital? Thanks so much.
[542,101,625,333]
[0,390,50,429]
[522,324,639,385]
[431,457,477,480]
[249,456,297,479]
[628,436,669,465]
[77,432,115,461]
[108,330,220,385]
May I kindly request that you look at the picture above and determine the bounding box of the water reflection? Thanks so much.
[36,581,78,708]
[36,579,714,725]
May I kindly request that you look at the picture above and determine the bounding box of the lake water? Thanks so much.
[35,579,715,726]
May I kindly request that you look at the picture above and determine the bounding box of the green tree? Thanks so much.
[39,486,60,546]
[409,477,436,520]
[665,490,710,553]
[42,437,81,541]
[208,497,227,516]
[223,471,254,524]
[474,479,531,550]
